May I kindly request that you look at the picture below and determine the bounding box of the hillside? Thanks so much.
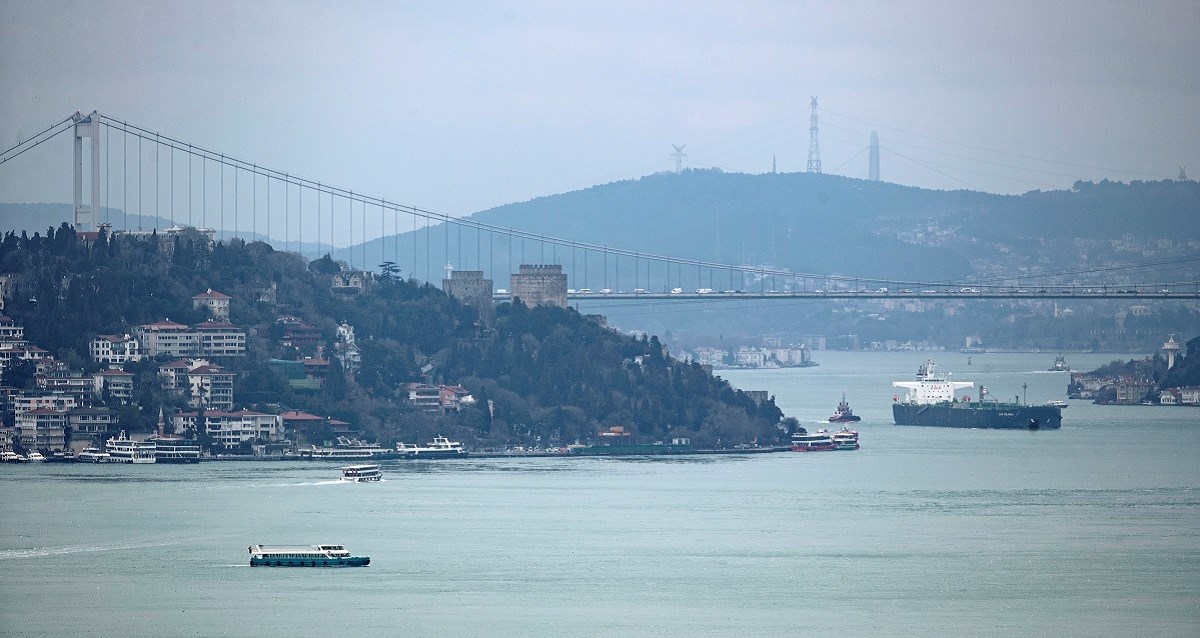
[0,226,788,448]
[334,172,1200,288]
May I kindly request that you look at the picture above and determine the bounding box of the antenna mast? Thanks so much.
[671,144,687,173]
[806,97,821,174]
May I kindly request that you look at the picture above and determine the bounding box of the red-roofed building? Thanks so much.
[171,410,282,449]
[192,289,231,321]
[135,320,245,358]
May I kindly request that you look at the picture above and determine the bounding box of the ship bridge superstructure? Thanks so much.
[893,359,973,405]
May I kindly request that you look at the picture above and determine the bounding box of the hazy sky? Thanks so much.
[2,0,1198,236]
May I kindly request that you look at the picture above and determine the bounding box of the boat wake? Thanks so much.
[0,538,185,560]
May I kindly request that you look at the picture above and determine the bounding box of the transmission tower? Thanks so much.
[806,97,821,173]
[671,144,687,173]
[869,131,880,181]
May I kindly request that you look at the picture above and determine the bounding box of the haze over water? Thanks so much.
[2,352,1197,637]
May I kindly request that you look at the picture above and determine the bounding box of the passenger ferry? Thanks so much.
[150,437,201,463]
[396,435,468,459]
[105,431,156,463]
[340,464,382,482]
[791,429,835,452]
[248,544,370,567]
[77,447,111,463]
[830,428,860,450]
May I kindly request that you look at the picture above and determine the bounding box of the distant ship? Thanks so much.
[828,394,861,423]
[1049,356,1070,372]
[892,360,1062,429]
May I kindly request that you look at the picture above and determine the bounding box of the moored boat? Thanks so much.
[105,431,156,463]
[828,394,861,423]
[340,464,382,482]
[396,435,468,459]
[248,544,370,567]
[150,437,201,463]
[77,447,111,463]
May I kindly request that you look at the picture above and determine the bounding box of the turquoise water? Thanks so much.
[2,352,1198,637]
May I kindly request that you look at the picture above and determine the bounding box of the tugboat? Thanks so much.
[828,394,861,423]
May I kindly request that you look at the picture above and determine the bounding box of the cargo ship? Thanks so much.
[892,360,1062,429]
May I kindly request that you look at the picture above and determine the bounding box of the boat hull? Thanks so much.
[250,556,370,567]
[893,403,1061,429]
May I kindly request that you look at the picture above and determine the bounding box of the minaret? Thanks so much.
[157,407,166,437]
[1162,334,1181,369]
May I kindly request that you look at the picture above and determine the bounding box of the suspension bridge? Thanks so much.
[2,111,1197,301]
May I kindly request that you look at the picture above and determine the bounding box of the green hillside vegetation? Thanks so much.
[0,224,787,447]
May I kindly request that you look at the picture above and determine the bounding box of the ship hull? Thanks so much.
[893,403,1061,429]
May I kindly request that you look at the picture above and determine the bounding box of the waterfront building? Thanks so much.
[172,410,283,450]
[67,407,118,441]
[15,408,67,451]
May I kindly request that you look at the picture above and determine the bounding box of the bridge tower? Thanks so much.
[869,131,880,181]
[72,111,102,232]
[806,97,821,174]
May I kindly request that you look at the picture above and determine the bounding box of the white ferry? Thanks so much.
[105,431,156,463]
[830,428,860,450]
[396,435,468,459]
[248,544,370,567]
[150,437,201,463]
[0,451,28,463]
[340,464,382,482]
[77,447,111,463]
[791,430,835,452]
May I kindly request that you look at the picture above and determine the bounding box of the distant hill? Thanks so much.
[334,172,1200,287]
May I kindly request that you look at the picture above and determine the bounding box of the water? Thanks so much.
[2,352,1197,637]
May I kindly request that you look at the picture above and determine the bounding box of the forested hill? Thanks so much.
[0,225,788,447]
[335,172,1199,286]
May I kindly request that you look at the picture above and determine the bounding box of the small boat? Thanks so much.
[77,447,111,463]
[1048,356,1070,372]
[828,394,862,423]
[25,451,46,462]
[0,451,28,463]
[831,428,860,450]
[1045,400,1068,408]
[340,464,382,482]
[396,435,468,459]
[248,544,370,567]
[791,429,835,452]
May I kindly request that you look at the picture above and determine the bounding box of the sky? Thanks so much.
[1,0,1198,242]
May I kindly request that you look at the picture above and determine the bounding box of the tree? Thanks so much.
[1,359,36,389]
